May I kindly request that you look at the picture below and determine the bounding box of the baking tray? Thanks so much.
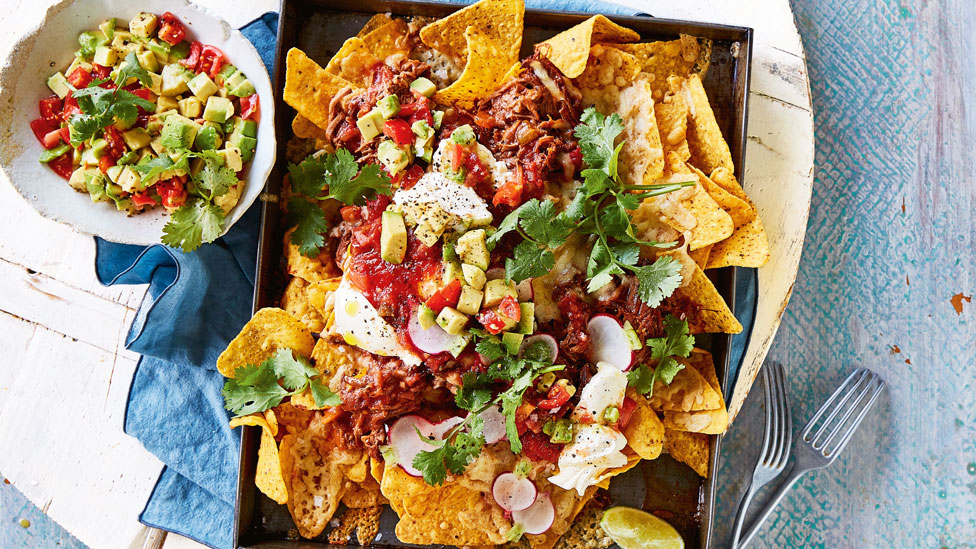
[237,2,752,547]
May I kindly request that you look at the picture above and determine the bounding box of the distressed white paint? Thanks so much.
[0,0,812,548]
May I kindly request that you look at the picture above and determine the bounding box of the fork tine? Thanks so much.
[822,377,886,458]
[758,366,774,464]
[764,366,780,465]
[812,371,875,450]
[803,368,868,442]
[774,362,792,468]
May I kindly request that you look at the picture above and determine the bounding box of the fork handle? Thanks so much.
[737,464,806,548]
[730,479,759,549]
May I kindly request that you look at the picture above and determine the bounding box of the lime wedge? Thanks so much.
[600,506,685,549]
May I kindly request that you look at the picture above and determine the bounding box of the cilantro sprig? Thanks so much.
[490,108,694,307]
[221,348,341,417]
[68,83,155,145]
[412,335,564,485]
[286,149,393,257]
[627,315,695,396]
[160,151,239,253]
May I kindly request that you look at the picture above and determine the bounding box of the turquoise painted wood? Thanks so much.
[0,480,85,548]
[714,0,976,547]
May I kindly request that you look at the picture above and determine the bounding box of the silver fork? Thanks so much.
[737,367,887,547]
[730,361,791,549]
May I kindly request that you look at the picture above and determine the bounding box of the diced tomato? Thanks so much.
[398,92,429,116]
[30,118,58,144]
[67,67,92,88]
[59,126,71,144]
[61,95,81,122]
[383,119,413,146]
[477,309,508,335]
[400,164,424,190]
[617,397,637,430]
[131,88,153,101]
[158,12,186,46]
[103,127,126,159]
[179,41,202,71]
[448,143,464,172]
[340,205,361,223]
[492,174,523,208]
[240,94,259,121]
[498,295,521,322]
[91,64,112,80]
[407,105,433,127]
[48,153,74,180]
[424,279,463,313]
[41,130,62,149]
[98,154,116,173]
[131,191,159,208]
[463,151,488,186]
[568,145,583,169]
[198,45,226,77]
[336,122,361,148]
[520,431,563,463]
[514,402,536,435]
[39,96,63,122]
[156,176,187,209]
[537,381,572,411]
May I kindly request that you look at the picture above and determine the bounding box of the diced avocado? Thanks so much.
[98,18,116,41]
[381,210,408,264]
[436,307,468,335]
[89,138,109,159]
[412,120,434,141]
[147,39,170,64]
[447,331,471,358]
[235,136,257,163]
[169,40,190,61]
[203,95,234,123]
[417,303,437,330]
[433,110,444,130]
[502,332,524,355]
[160,63,191,96]
[194,125,220,151]
[178,96,203,119]
[136,50,159,72]
[46,72,71,99]
[117,166,144,193]
[455,229,489,270]
[117,150,139,165]
[217,64,239,84]
[110,31,140,57]
[122,127,152,150]
[409,77,436,98]
[223,69,246,90]
[147,72,163,95]
[442,261,463,285]
[159,114,201,151]
[442,240,458,262]
[356,109,384,142]
[416,146,433,164]
[377,139,411,176]
[377,94,400,119]
[483,279,517,308]
[461,264,486,290]
[68,166,100,192]
[86,176,108,202]
[149,135,166,155]
[93,45,117,67]
[80,147,98,166]
[188,73,219,101]
[456,286,483,315]
[228,78,256,98]
[39,144,70,163]
[129,12,158,38]
[105,164,123,183]
[77,31,105,60]
[155,95,179,113]
[231,117,257,138]
[517,302,535,334]
[450,124,476,145]
[66,57,90,76]
[223,146,243,171]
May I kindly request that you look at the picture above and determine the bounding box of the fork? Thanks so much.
[736,367,887,547]
[730,361,792,549]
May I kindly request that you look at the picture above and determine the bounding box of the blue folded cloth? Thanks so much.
[95,5,755,549]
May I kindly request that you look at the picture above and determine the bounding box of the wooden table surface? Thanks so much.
[2,0,972,548]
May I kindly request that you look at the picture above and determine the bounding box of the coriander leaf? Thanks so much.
[500,390,525,454]
[286,197,329,257]
[631,256,683,308]
[68,113,109,145]
[309,378,342,407]
[287,156,329,197]
[444,425,484,474]
[327,156,392,205]
[580,168,611,196]
[268,348,319,391]
[474,336,506,362]
[505,240,555,283]
[561,191,590,222]
[610,242,640,267]
[627,364,655,395]
[413,447,449,486]
[654,357,685,386]
[597,201,630,237]
[488,200,529,244]
[616,192,641,211]
[161,199,225,253]
[648,315,696,362]
[585,240,624,293]
[222,363,290,417]
[455,372,493,411]
[520,199,573,249]
[574,107,624,177]
[108,88,156,113]
[194,159,238,199]
[114,52,153,87]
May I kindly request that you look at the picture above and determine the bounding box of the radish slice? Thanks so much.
[587,314,634,371]
[519,334,558,363]
[515,279,534,301]
[493,473,537,512]
[408,308,465,355]
[512,492,555,534]
[431,416,465,438]
[388,415,437,477]
[474,405,507,444]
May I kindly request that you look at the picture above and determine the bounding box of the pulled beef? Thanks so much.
[549,279,593,366]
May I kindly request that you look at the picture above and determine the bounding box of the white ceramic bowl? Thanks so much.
[0,0,275,246]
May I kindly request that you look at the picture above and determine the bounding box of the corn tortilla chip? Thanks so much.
[665,429,710,477]
[689,164,754,228]
[688,245,711,269]
[360,19,411,63]
[705,168,770,268]
[538,15,640,79]
[325,37,382,87]
[575,45,642,113]
[328,505,383,545]
[617,36,703,100]
[342,473,386,509]
[669,74,734,173]
[285,435,359,539]
[527,483,599,549]
[216,308,315,377]
[622,390,665,460]
[420,0,524,63]
[663,349,730,434]
[281,277,326,334]
[673,265,742,334]
[616,76,665,185]
[552,500,615,549]
[667,153,734,250]
[435,26,516,108]
[283,48,353,132]
[655,92,691,162]
[356,13,393,38]
[229,415,288,504]
[648,358,722,412]
[292,115,328,141]
[273,401,315,436]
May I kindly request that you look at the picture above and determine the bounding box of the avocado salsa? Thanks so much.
[30,11,260,252]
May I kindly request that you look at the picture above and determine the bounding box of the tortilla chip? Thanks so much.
[284,226,342,282]
[666,153,733,250]
[575,45,642,113]
[229,415,288,504]
[551,500,615,549]
[673,265,742,334]
[264,408,279,437]
[688,245,711,269]
[617,35,703,100]
[616,76,665,185]
[292,115,328,141]
[538,15,640,78]
[664,429,710,477]
[654,92,691,162]
[689,164,754,228]
[283,48,353,132]
[662,349,730,434]
[328,505,383,545]
[669,74,734,173]
[285,435,357,539]
[360,19,411,63]
[648,358,722,412]
[705,168,770,268]
[436,26,517,108]
[216,308,315,377]
[420,0,524,63]
[280,277,326,333]
[342,473,386,509]
[324,37,381,87]
[272,400,315,436]
[356,13,393,38]
[527,483,599,549]
[622,391,665,460]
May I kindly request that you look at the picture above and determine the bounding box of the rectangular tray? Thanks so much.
[237,2,752,547]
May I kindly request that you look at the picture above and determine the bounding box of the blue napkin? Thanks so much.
[95,5,755,549]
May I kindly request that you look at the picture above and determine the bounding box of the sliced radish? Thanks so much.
[408,308,465,354]
[587,314,634,371]
[512,492,555,535]
[515,278,534,301]
[388,415,437,477]
[493,473,537,512]
[519,334,558,363]
[431,415,465,438]
[474,405,507,444]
